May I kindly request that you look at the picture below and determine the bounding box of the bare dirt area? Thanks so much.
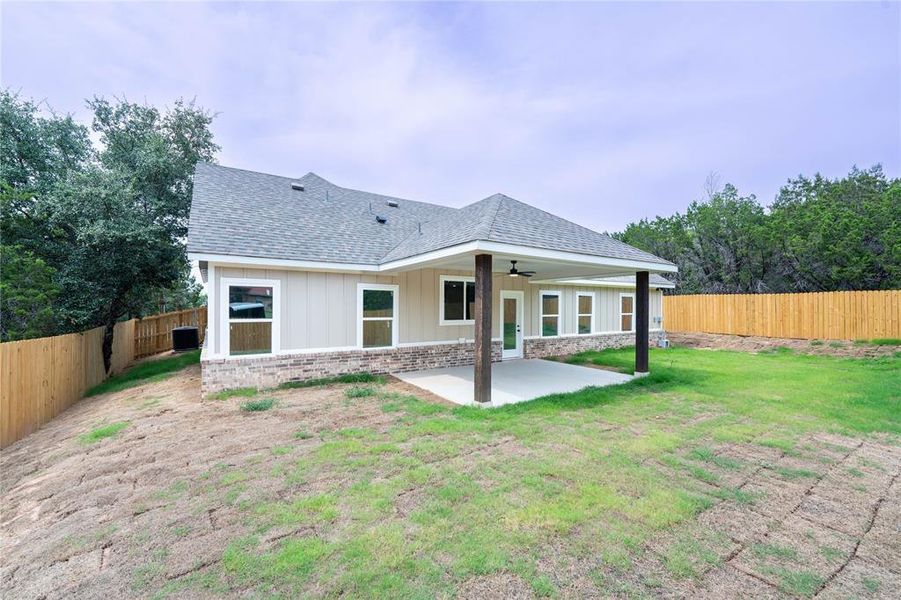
[1,363,898,599]
[668,332,900,358]
[0,366,408,599]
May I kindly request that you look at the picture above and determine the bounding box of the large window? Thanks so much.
[222,279,279,356]
[440,276,475,325]
[539,291,561,337]
[358,284,398,348]
[577,292,594,335]
[620,293,635,332]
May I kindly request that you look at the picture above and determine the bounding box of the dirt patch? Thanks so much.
[817,557,901,599]
[0,367,427,599]
[668,332,899,358]
[456,572,534,599]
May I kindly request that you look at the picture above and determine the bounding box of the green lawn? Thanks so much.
[86,350,201,396]
[162,347,900,598]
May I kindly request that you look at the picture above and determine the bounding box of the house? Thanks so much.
[187,163,677,402]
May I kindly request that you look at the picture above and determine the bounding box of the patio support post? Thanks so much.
[474,253,492,404]
[635,270,649,375]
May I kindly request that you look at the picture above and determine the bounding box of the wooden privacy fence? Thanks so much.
[2,306,209,449]
[1,320,135,449]
[134,307,207,358]
[664,290,901,341]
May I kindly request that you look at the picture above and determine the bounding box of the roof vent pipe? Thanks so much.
[376,216,387,224]
[291,182,304,191]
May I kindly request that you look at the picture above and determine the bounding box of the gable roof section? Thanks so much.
[187,163,455,265]
[188,163,674,269]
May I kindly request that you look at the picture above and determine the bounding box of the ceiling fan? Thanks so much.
[508,260,536,278]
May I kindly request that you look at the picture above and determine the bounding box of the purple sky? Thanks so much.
[3,1,898,232]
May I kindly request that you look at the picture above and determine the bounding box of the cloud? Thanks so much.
[2,1,898,232]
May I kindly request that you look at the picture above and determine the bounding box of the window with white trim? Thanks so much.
[227,284,275,355]
[440,276,475,325]
[577,292,594,335]
[359,284,398,348]
[620,293,635,332]
[539,291,561,337]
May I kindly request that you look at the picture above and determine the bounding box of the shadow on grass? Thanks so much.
[86,350,201,397]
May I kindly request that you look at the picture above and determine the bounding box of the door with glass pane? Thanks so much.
[500,291,524,359]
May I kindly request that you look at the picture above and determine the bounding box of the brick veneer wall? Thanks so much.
[201,340,503,396]
[523,332,652,359]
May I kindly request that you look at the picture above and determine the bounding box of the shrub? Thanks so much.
[345,386,375,398]
[241,398,275,412]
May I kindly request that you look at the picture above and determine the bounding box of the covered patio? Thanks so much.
[381,240,674,406]
[395,359,633,407]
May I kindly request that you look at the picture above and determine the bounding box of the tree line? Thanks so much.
[613,167,900,294]
[1,90,218,369]
[2,88,898,364]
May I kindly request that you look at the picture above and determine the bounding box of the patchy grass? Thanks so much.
[865,338,901,346]
[86,350,200,397]
[772,466,818,480]
[345,386,376,398]
[279,373,385,389]
[209,387,259,400]
[241,398,276,412]
[109,346,899,599]
[766,567,823,597]
[78,421,129,444]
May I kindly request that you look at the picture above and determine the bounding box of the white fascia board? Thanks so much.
[378,240,678,274]
[188,252,379,273]
[192,241,678,275]
[532,278,676,289]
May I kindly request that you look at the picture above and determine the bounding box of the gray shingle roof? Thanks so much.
[187,163,674,268]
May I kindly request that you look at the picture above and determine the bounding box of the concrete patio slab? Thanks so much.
[395,359,633,407]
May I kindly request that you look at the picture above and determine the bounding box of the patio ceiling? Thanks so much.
[380,242,676,281]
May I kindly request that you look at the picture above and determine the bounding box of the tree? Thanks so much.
[616,184,772,293]
[0,244,59,340]
[769,166,900,291]
[615,166,898,294]
[0,90,218,370]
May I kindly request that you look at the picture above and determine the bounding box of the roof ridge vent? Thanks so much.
[291,182,305,191]
[375,215,387,224]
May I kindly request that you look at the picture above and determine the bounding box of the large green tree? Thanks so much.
[769,166,899,291]
[616,166,900,294]
[0,91,218,369]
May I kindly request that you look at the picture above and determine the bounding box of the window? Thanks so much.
[222,279,280,356]
[577,292,594,335]
[440,276,475,325]
[358,284,398,348]
[620,293,635,332]
[539,291,561,337]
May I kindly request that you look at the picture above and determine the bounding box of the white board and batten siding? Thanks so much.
[211,266,664,355]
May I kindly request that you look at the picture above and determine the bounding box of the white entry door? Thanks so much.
[500,290,524,359]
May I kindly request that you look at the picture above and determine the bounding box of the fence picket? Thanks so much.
[1,306,206,448]
[663,291,900,341]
